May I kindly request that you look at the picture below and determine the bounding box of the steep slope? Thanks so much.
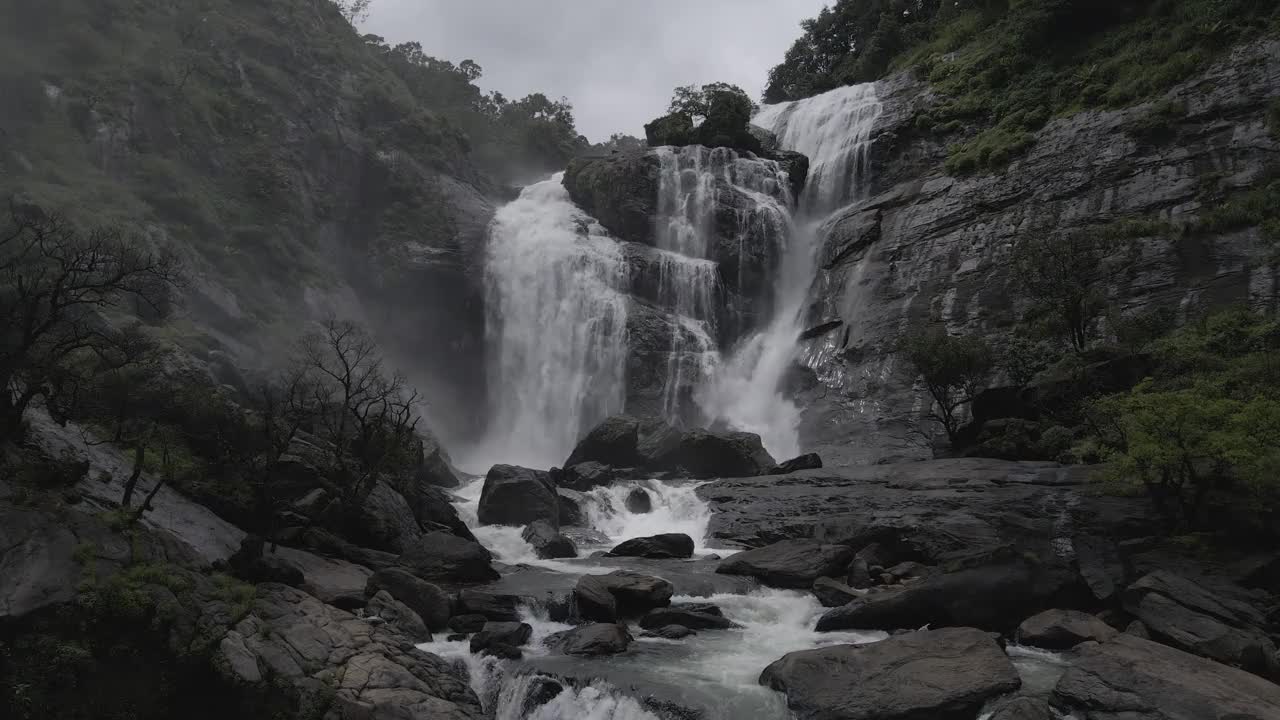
[0,0,583,443]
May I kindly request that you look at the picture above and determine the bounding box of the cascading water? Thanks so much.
[650,146,792,423]
[475,174,630,470]
[699,84,883,459]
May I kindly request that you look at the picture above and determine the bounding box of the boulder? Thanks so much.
[656,428,776,478]
[989,697,1053,720]
[217,584,484,719]
[412,435,462,489]
[574,571,674,622]
[556,488,586,526]
[771,453,823,475]
[565,415,641,467]
[1122,570,1278,676]
[816,559,1042,633]
[521,520,578,559]
[448,614,487,634]
[610,533,694,559]
[365,590,430,641]
[717,539,853,589]
[639,605,733,631]
[547,623,633,656]
[760,627,1021,720]
[365,567,452,631]
[458,589,521,622]
[556,462,616,491]
[398,483,477,543]
[625,488,652,514]
[398,531,499,584]
[641,625,697,640]
[847,557,873,589]
[264,546,372,606]
[469,621,533,654]
[478,465,559,527]
[813,576,866,608]
[321,480,424,553]
[1016,609,1117,650]
[1053,634,1280,719]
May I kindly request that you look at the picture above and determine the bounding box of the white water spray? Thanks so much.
[700,84,882,459]
[476,175,629,469]
[651,146,791,423]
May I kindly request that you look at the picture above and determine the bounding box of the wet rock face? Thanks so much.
[1121,570,1280,678]
[1053,634,1280,719]
[610,533,695,559]
[397,531,499,585]
[563,415,776,479]
[1016,609,1117,650]
[760,627,1021,720]
[521,520,578,559]
[477,464,558,528]
[795,39,1280,466]
[365,568,452,632]
[545,623,633,656]
[716,539,853,589]
[573,571,674,622]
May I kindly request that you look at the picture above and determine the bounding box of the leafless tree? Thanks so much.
[332,0,373,25]
[300,318,419,512]
[0,201,182,441]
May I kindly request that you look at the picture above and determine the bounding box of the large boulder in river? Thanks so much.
[365,590,430,641]
[610,533,695,559]
[655,428,776,478]
[398,531,499,584]
[771,453,823,475]
[556,488,586,526]
[1016,608,1117,650]
[640,604,733,631]
[457,589,521,622]
[565,415,642,467]
[816,558,1046,633]
[546,623,633,656]
[522,520,578,559]
[564,415,775,478]
[478,464,559,527]
[469,621,533,655]
[1053,634,1280,718]
[1121,570,1279,677]
[717,539,853,589]
[760,627,1021,720]
[574,571,674,622]
[365,568,452,631]
[555,461,616,491]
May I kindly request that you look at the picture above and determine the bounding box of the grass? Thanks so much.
[905,0,1280,174]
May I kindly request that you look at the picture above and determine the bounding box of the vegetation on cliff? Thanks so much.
[765,0,1280,172]
[644,82,762,152]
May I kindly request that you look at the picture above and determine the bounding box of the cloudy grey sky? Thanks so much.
[363,1,829,142]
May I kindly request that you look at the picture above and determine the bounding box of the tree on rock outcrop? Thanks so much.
[296,318,421,515]
[902,329,992,445]
[646,82,762,152]
[0,201,181,441]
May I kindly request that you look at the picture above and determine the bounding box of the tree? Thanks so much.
[648,82,761,151]
[299,318,420,513]
[903,329,993,444]
[333,0,373,25]
[1012,231,1124,352]
[0,201,180,441]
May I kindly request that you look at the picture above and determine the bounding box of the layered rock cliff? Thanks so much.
[793,39,1280,465]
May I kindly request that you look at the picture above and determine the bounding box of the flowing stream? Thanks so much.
[421,475,885,719]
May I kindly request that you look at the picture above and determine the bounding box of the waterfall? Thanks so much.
[650,146,791,424]
[476,174,630,470]
[699,84,882,459]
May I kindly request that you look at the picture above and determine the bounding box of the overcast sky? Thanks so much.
[363,1,830,142]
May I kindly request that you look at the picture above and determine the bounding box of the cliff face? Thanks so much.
[563,147,802,421]
[794,38,1280,465]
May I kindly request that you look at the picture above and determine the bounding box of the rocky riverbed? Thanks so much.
[7,414,1278,720]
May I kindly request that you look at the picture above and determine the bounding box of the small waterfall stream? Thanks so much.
[699,84,883,459]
